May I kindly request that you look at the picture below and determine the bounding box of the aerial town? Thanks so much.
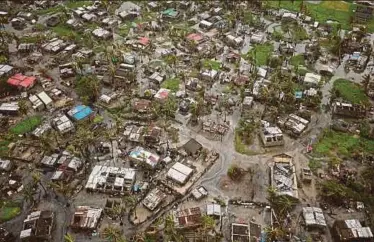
[2,0,374,241]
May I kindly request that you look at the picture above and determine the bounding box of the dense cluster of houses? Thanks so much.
[2,0,374,242]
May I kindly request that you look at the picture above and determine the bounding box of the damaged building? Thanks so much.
[270,154,298,199]
[85,165,136,193]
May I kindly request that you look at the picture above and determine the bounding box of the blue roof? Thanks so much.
[71,105,93,121]
[295,91,303,99]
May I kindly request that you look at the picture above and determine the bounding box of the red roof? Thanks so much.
[138,37,150,46]
[7,78,21,86]
[158,90,169,99]
[7,74,36,88]
[186,33,203,42]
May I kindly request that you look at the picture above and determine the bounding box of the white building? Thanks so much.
[167,162,194,185]
[129,146,160,168]
[284,114,309,135]
[37,91,53,109]
[0,64,13,77]
[42,38,66,53]
[303,73,321,86]
[142,188,167,211]
[71,206,103,230]
[85,165,136,192]
[0,159,13,171]
[32,122,52,137]
[226,34,244,47]
[207,204,221,217]
[40,154,59,167]
[260,122,284,147]
[81,13,97,22]
[302,207,327,228]
[250,33,265,44]
[0,102,19,115]
[29,95,44,111]
[201,69,218,81]
[199,20,213,29]
[242,96,254,110]
[53,115,74,134]
[92,28,111,39]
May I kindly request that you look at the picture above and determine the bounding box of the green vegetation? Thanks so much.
[234,130,258,156]
[34,23,47,31]
[292,25,309,41]
[0,201,21,222]
[246,43,273,66]
[333,79,368,104]
[319,180,359,204]
[10,116,42,135]
[202,59,222,71]
[52,24,81,40]
[19,34,49,44]
[0,55,7,64]
[271,30,284,41]
[308,159,322,173]
[93,115,104,124]
[75,75,101,103]
[290,54,305,67]
[227,164,243,181]
[161,78,180,92]
[295,65,309,76]
[118,23,131,36]
[314,130,374,157]
[0,140,10,155]
[266,1,355,30]
[367,19,374,33]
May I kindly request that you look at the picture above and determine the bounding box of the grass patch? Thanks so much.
[19,34,49,44]
[308,159,322,173]
[245,43,273,66]
[314,130,374,157]
[320,1,350,11]
[367,19,374,33]
[0,202,21,222]
[333,79,368,104]
[118,23,131,36]
[234,131,258,156]
[265,1,355,30]
[161,78,180,92]
[10,116,42,135]
[290,54,305,67]
[52,24,79,37]
[202,59,222,71]
[0,140,10,155]
[93,115,104,124]
[292,25,309,41]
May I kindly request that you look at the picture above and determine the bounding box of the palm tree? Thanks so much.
[64,233,75,242]
[361,74,371,93]
[18,99,28,117]
[264,226,285,242]
[164,215,183,242]
[49,181,72,198]
[109,204,125,221]
[32,171,47,194]
[22,185,37,206]
[72,125,95,159]
[190,101,201,125]
[102,225,125,242]
[123,195,137,219]
[201,215,215,231]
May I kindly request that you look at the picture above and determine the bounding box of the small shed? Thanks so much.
[183,138,202,156]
